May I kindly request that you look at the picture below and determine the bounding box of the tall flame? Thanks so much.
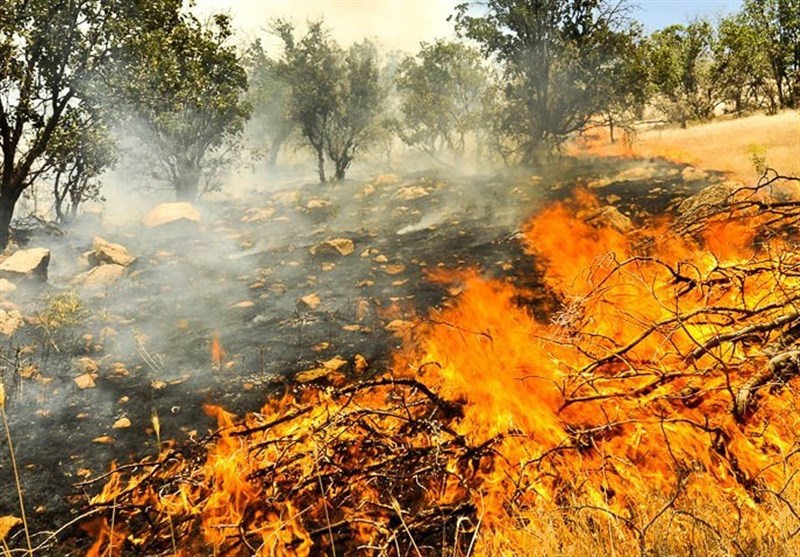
[82,188,800,555]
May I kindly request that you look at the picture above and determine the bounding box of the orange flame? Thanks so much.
[210,332,226,367]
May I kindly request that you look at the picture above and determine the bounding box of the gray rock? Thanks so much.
[0,247,50,280]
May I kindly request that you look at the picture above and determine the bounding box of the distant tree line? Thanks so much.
[0,0,798,248]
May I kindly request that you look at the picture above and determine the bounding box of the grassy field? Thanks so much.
[573,110,800,182]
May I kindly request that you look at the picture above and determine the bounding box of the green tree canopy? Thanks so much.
[453,0,639,164]
[394,39,488,160]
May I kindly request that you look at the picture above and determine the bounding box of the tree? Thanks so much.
[741,0,800,110]
[0,0,188,249]
[244,39,294,168]
[325,40,384,180]
[272,20,383,182]
[713,13,776,114]
[394,39,488,161]
[647,21,722,127]
[47,106,115,222]
[112,13,249,201]
[453,0,638,164]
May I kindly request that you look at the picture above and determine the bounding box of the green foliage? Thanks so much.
[244,39,294,167]
[647,21,721,126]
[394,39,488,160]
[271,19,384,182]
[111,13,250,201]
[453,0,641,164]
[0,0,189,247]
[741,0,800,109]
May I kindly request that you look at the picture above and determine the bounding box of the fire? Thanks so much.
[211,332,226,367]
[81,180,800,555]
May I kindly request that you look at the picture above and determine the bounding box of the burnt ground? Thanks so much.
[0,156,718,553]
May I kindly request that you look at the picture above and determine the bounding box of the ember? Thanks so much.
[78,172,800,555]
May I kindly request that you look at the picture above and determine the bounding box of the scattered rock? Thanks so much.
[112,417,131,429]
[0,247,50,280]
[374,254,388,263]
[74,374,96,390]
[141,202,200,228]
[241,207,275,223]
[300,293,321,310]
[393,186,429,201]
[92,436,114,445]
[384,264,406,276]
[354,354,368,374]
[385,319,415,336]
[232,300,255,309]
[323,355,348,371]
[91,237,136,267]
[586,177,613,189]
[681,166,709,182]
[612,166,660,183]
[310,238,355,257]
[585,206,634,233]
[677,181,743,221]
[0,308,23,336]
[373,173,402,186]
[306,198,332,210]
[73,357,99,375]
[74,264,126,288]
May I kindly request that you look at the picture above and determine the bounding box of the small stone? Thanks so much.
[112,417,131,429]
[73,357,99,375]
[374,254,388,263]
[323,355,348,371]
[310,238,355,257]
[232,300,254,309]
[354,354,368,374]
[0,309,23,336]
[74,264,126,288]
[384,264,406,276]
[300,293,321,310]
[92,436,114,445]
[92,237,136,267]
[74,374,96,390]
[385,319,414,336]
[141,202,200,228]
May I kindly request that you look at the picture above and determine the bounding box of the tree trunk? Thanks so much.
[316,148,326,183]
[268,136,282,168]
[0,192,18,250]
[175,167,200,202]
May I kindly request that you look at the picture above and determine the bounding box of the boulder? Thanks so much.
[0,308,23,336]
[677,181,743,221]
[585,206,634,233]
[310,238,355,257]
[141,202,200,228]
[74,264,126,288]
[0,248,50,280]
[92,237,136,267]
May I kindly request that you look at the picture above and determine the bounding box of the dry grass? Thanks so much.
[572,110,800,182]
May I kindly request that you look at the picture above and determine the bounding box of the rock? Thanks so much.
[384,264,406,276]
[374,254,388,263]
[385,319,415,336]
[73,357,99,375]
[300,293,321,310]
[323,355,348,371]
[74,264,126,288]
[74,373,96,390]
[0,308,23,336]
[0,278,16,295]
[677,181,743,221]
[354,354,368,374]
[141,202,200,228]
[306,198,332,210]
[112,417,131,429]
[585,206,634,233]
[373,173,402,186]
[92,237,136,267]
[310,238,355,257]
[0,248,50,280]
[611,166,660,183]
[241,207,275,223]
[681,166,709,182]
[393,186,429,201]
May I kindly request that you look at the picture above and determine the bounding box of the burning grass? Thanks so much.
[76,171,800,556]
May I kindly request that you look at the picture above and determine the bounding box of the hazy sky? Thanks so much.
[192,0,744,51]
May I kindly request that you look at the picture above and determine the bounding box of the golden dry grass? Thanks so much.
[573,110,800,182]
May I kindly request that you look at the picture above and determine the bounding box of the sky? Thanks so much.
[192,0,744,52]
